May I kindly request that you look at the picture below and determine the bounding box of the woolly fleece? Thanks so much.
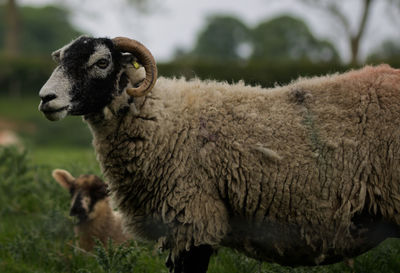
[86,65,400,265]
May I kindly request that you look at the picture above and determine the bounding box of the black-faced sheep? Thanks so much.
[52,169,131,251]
[39,36,400,273]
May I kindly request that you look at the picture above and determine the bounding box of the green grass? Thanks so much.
[0,147,167,273]
[1,96,400,272]
[0,96,41,120]
[28,146,99,172]
[0,146,399,273]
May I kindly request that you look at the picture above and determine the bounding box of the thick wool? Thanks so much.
[85,65,400,265]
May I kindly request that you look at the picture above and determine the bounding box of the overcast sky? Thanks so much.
[20,0,400,62]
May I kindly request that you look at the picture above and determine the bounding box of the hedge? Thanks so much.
[1,54,399,97]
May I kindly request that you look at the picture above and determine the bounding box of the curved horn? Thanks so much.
[112,37,157,97]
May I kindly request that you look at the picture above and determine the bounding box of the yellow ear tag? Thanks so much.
[133,61,140,69]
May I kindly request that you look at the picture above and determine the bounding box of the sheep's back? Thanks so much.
[172,65,400,264]
[93,65,400,265]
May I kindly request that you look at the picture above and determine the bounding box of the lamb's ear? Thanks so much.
[52,169,75,190]
[121,54,146,88]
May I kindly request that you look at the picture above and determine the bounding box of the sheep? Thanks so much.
[38,36,400,273]
[52,169,131,252]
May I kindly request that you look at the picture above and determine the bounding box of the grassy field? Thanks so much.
[1,96,400,272]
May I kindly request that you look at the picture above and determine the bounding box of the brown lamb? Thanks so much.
[53,169,131,251]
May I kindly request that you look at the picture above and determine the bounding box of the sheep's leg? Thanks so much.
[166,245,213,273]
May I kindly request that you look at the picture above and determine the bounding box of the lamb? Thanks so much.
[52,169,131,252]
[38,36,400,273]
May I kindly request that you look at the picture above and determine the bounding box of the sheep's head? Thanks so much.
[52,169,109,224]
[39,36,157,121]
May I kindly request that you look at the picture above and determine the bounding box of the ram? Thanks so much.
[39,36,400,273]
[53,169,131,251]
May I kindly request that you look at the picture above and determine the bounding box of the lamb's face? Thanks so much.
[39,36,123,121]
[52,169,108,224]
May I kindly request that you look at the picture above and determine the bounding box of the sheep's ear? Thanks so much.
[52,169,75,190]
[121,54,146,88]
[51,35,90,63]
[121,53,135,66]
[51,49,61,63]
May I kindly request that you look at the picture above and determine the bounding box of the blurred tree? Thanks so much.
[367,40,400,62]
[301,0,375,65]
[251,15,339,63]
[0,0,151,57]
[190,15,251,62]
[126,0,154,12]
[0,5,81,55]
[3,0,20,57]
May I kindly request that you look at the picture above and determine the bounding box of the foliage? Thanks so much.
[0,147,100,273]
[299,0,376,65]
[0,55,54,96]
[0,4,82,56]
[158,59,347,88]
[0,4,79,96]
[251,15,339,62]
[125,0,158,13]
[367,40,400,62]
[0,146,166,273]
[95,239,136,273]
[3,0,19,56]
[185,14,339,63]
[94,240,167,273]
[189,15,251,61]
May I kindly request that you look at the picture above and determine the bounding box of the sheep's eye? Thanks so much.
[96,59,109,69]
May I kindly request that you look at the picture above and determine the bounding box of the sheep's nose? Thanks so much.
[40,94,57,104]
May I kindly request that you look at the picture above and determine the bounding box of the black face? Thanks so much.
[39,36,127,120]
[64,37,123,115]
[70,192,88,223]
[69,175,109,224]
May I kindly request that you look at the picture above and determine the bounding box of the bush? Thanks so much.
[2,53,399,97]
[158,59,347,88]
[0,54,54,97]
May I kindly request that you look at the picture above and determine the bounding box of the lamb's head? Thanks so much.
[52,169,109,224]
[39,36,157,121]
